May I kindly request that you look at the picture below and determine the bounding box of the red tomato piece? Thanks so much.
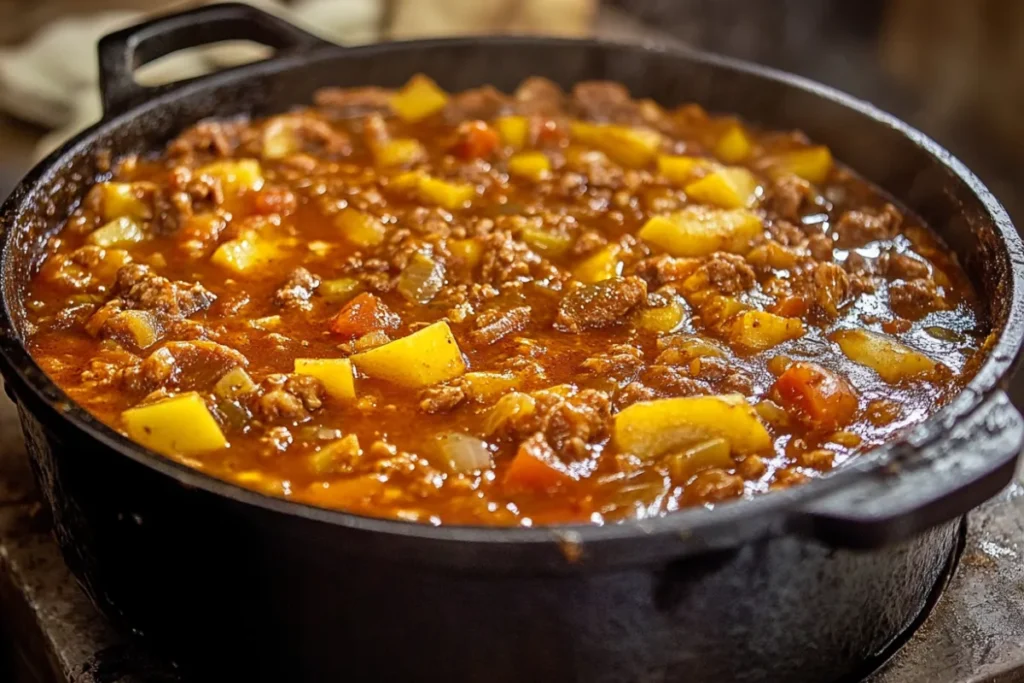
[328,292,401,339]
[771,361,859,431]
[450,121,500,160]
[503,434,575,493]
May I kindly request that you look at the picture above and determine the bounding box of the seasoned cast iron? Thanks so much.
[1,4,1023,682]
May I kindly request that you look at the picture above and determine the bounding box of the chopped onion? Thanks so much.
[439,433,491,472]
[398,252,446,304]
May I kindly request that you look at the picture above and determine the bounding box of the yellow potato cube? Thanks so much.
[729,311,805,351]
[774,146,833,184]
[335,208,387,247]
[417,175,475,210]
[684,167,759,209]
[261,118,300,160]
[635,298,686,334]
[461,372,521,402]
[614,394,771,459]
[391,74,449,123]
[715,124,752,163]
[639,206,763,257]
[350,321,466,388]
[122,392,227,456]
[295,358,356,400]
[507,152,551,181]
[571,122,662,168]
[214,367,258,400]
[197,159,264,194]
[88,217,144,248]
[448,238,483,269]
[656,155,715,185]
[573,244,623,283]
[831,328,938,383]
[319,278,363,303]
[520,226,572,258]
[496,115,528,149]
[107,310,161,349]
[210,232,277,274]
[373,138,426,168]
[99,182,151,221]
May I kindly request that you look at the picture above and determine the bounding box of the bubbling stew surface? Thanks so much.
[24,76,989,526]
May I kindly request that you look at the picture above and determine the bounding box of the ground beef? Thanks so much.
[689,253,756,296]
[767,219,806,247]
[167,121,246,161]
[114,264,216,319]
[810,262,852,319]
[889,278,947,320]
[470,306,531,346]
[418,384,467,414]
[513,77,565,116]
[554,276,647,333]
[253,374,326,422]
[806,233,834,261]
[445,86,509,122]
[504,387,611,460]
[313,86,393,117]
[614,381,659,409]
[878,251,931,280]
[580,344,645,383]
[266,116,352,157]
[571,229,608,257]
[765,174,813,222]
[479,231,545,285]
[833,204,903,248]
[126,341,247,394]
[571,81,639,123]
[630,255,700,288]
[689,356,754,395]
[273,268,320,310]
[641,364,709,397]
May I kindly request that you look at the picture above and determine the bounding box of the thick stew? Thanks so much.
[24,76,988,526]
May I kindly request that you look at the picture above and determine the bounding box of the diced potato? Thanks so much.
[573,244,623,283]
[831,328,938,383]
[667,437,733,483]
[391,74,449,123]
[614,394,771,459]
[295,358,356,400]
[99,182,150,221]
[697,295,751,328]
[508,152,551,181]
[684,167,759,209]
[639,206,763,257]
[311,434,362,475]
[418,175,475,211]
[197,159,264,194]
[107,310,161,349]
[729,311,805,351]
[571,122,662,168]
[88,217,144,248]
[714,124,752,163]
[773,146,833,184]
[521,226,572,258]
[448,238,483,269]
[496,115,528,149]
[319,278,363,303]
[373,138,426,168]
[635,298,686,334]
[261,118,300,159]
[461,372,521,402]
[657,155,715,185]
[350,321,466,388]
[210,232,277,274]
[335,208,386,247]
[121,392,227,456]
[214,367,257,400]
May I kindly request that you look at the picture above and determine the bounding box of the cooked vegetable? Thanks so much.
[210,231,278,274]
[391,74,449,122]
[714,124,752,163]
[461,372,521,402]
[350,321,466,388]
[684,167,759,209]
[373,138,426,167]
[831,329,939,383]
[657,155,715,185]
[121,392,227,456]
[639,207,762,257]
[503,435,574,492]
[439,433,492,472]
[98,182,150,221]
[570,122,662,168]
[336,208,387,248]
[573,244,622,283]
[729,311,805,351]
[635,298,686,334]
[450,121,499,160]
[615,394,771,459]
[508,152,552,181]
[666,437,732,483]
[295,358,356,400]
[88,217,144,248]
[214,367,257,401]
[197,159,264,194]
[771,361,858,431]
[447,238,483,268]
[398,251,446,304]
[318,278,363,303]
[329,292,400,339]
[310,434,362,475]
[521,226,572,258]
[483,392,536,435]
[404,174,475,211]
[496,115,528,149]
[106,310,161,349]
[772,146,833,184]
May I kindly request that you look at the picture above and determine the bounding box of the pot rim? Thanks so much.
[1,35,1021,556]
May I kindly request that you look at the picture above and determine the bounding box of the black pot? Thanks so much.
[1,4,1023,682]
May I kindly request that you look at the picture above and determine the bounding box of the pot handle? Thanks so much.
[98,2,332,118]
[792,389,1023,549]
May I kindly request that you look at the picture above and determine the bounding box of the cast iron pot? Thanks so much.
[1,4,1023,682]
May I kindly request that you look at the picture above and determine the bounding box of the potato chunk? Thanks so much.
[714,123,752,163]
[570,122,662,168]
[373,138,426,168]
[350,321,466,388]
[496,115,528,149]
[656,155,715,185]
[773,146,833,184]
[295,358,356,400]
[210,232,278,274]
[684,167,759,209]
[122,392,227,456]
[573,244,622,283]
[729,311,805,351]
[639,206,762,257]
[335,208,387,247]
[98,182,150,221]
[391,74,449,123]
[508,152,552,181]
[614,394,771,459]
[197,159,264,194]
[831,329,938,383]
[88,217,144,248]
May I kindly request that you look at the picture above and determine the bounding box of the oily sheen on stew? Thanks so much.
[24,75,987,526]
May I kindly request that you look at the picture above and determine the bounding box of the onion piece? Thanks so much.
[439,433,492,472]
[398,252,446,304]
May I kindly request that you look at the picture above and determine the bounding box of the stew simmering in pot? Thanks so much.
[23,76,989,526]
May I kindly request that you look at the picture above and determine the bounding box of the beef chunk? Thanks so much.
[641,364,710,397]
[502,387,612,460]
[810,262,852,319]
[889,278,947,320]
[127,341,246,394]
[571,81,639,123]
[689,253,756,296]
[878,251,931,280]
[630,255,699,288]
[833,204,902,248]
[470,306,531,346]
[445,86,510,122]
[765,174,813,222]
[688,357,754,395]
[418,384,467,414]
[555,277,647,333]
[253,374,326,422]
[479,231,545,285]
[264,116,352,157]
[167,121,245,161]
[274,268,320,310]
[580,344,645,383]
[115,264,216,319]
[313,86,393,117]
[513,77,565,116]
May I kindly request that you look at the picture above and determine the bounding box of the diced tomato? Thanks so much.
[771,361,859,431]
[503,435,575,493]
[882,318,913,334]
[772,295,809,318]
[328,292,400,339]
[450,121,500,160]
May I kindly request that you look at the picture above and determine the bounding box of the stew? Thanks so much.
[23,75,989,526]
